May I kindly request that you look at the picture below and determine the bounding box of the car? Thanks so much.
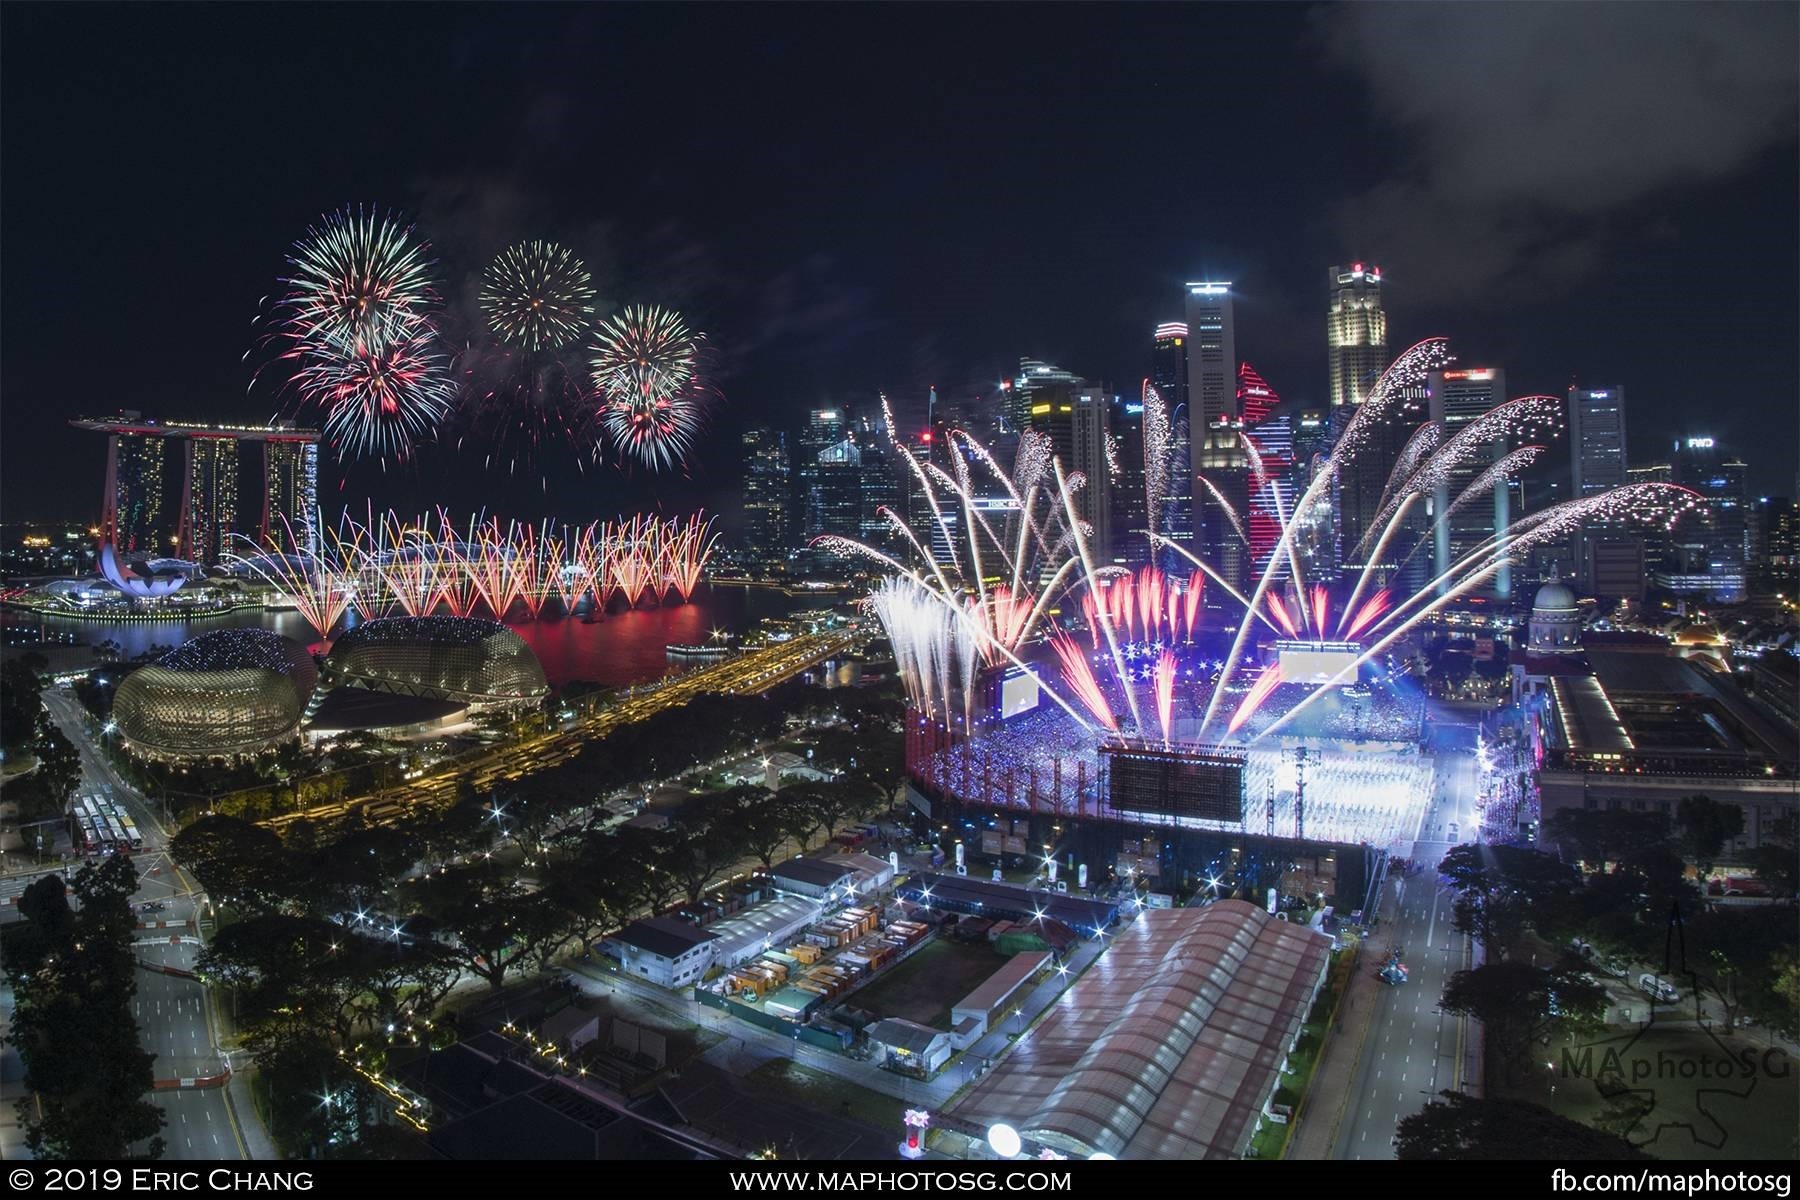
[1637,973,1680,1004]
[137,900,166,913]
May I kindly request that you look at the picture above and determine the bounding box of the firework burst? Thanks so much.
[295,330,455,461]
[480,240,596,352]
[591,304,705,471]
[278,206,435,355]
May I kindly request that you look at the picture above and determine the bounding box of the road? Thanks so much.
[1331,745,1480,1160]
[10,692,252,1160]
[261,628,858,832]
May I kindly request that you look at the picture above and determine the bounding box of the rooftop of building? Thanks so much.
[157,627,312,676]
[767,857,857,890]
[609,916,719,960]
[898,871,1117,934]
[304,687,465,732]
[333,615,514,647]
[949,901,1329,1160]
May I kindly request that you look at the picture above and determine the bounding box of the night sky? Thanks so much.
[3,3,1796,525]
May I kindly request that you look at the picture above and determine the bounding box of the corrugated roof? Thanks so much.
[949,901,1328,1160]
[611,916,718,960]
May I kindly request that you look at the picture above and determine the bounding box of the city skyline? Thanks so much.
[2,4,1796,526]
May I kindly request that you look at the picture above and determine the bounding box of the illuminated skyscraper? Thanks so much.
[1568,385,1631,596]
[262,435,319,558]
[1184,283,1242,601]
[1151,322,1192,572]
[1238,364,1291,582]
[1668,436,1749,602]
[1019,360,1111,563]
[1109,391,1148,567]
[180,436,239,566]
[740,427,790,566]
[106,429,170,555]
[1327,264,1386,409]
[1428,367,1509,596]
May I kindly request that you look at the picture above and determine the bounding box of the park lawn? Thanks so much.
[847,937,1004,1029]
[747,1057,907,1130]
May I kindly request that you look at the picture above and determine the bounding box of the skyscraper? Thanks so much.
[1151,323,1192,572]
[1568,386,1627,496]
[1183,283,1242,601]
[813,437,864,543]
[1237,364,1291,583]
[740,427,790,567]
[263,435,319,557]
[106,429,170,555]
[1020,360,1111,564]
[1567,385,1631,596]
[1428,367,1509,596]
[1183,283,1237,429]
[1669,436,1749,601]
[1327,264,1386,409]
[180,435,238,566]
[1108,391,1148,567]
[856,434,901,551]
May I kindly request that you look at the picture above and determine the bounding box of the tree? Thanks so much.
[1675,794,1744,878]
[1747,812,1798,897]
[0,655,48,755]
[1396,1092,1647,1160]
[1439,960,1606,1084]
[737,793,795,868]
[5,854,166,1159]
[1545,808,1671,868]
[169,815,297,912]
[1440,844,1580,961]
[408,866,568,991]
[670,818,749,905]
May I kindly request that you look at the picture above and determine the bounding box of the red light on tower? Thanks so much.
[920,431,932,443]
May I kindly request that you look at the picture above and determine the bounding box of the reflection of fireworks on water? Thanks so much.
[222,509,717,637]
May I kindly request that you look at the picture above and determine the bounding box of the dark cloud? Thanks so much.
[1321,2,1798,303]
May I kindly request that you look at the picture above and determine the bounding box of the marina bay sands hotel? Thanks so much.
[71,413,321,566]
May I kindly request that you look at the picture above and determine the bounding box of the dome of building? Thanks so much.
[1528,578,1583,655]
[112,628,317,760]
[1675,622,1722,646]
[321,615,548,705]
[1532,580,1578,612]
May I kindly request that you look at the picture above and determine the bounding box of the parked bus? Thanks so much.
[119,817,143,850]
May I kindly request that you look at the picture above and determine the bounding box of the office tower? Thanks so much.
[104,429,170,555]
[1182,283,1241,602]
[1327,264,1387,409]
[1335,267,1423,586]
[1020,360,1111,563]
[180,436,238,566]
[740,427,790,566]
[796,407,845,543]
[812,437,864,543]
[1183,283,1237,429]
[1568,386,1627,496]
[1237,364,1291,583]
[857,436,902,551]
[1567,385,1629,593]
[1757,496,1796,588]
[1109,391,1148,567]
[1151,323,1193,572]
[1428,367,1508,596]
[1668,436,1749,601]
[263,435,319,557]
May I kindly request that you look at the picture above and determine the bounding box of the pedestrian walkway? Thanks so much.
[1286,939,1379,1159]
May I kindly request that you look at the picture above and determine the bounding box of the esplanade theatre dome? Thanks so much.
[112,629,318,759]
[320,615,548,705]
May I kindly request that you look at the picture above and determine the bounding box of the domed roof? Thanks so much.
[1675,622,1722,646]
[113,628,317,759]
[323,615,547,703]
[1532,580,1578,612]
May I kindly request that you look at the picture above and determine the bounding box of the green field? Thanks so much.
[847,937,1003,1029]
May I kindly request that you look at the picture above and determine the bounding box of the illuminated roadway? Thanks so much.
[24,692,251,1160]
[262,629,858,831]
[1331,745,1479,1159]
